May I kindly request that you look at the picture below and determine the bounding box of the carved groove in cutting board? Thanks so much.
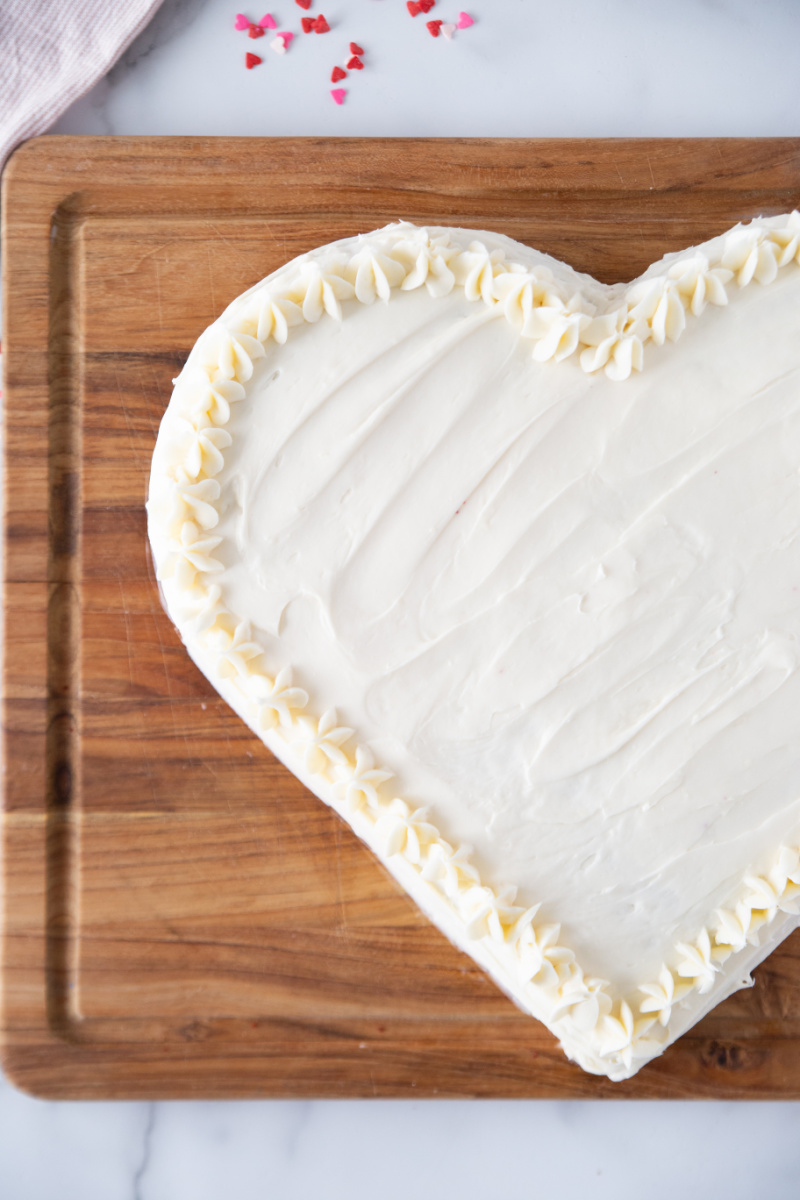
[45,207,83,1034]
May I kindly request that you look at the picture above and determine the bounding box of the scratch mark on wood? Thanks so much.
[154,259,164,337]
[118,579,136,688]
[206,243,218,314]
[334,820,350,942]
[130,241,174,270]
[115,362,145,467]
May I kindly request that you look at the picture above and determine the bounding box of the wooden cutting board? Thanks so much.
[3,136,800,1100]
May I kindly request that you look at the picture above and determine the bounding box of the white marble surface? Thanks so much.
[51,0,800,139]
[3,0,800,1195]
[2,1079,800,1199]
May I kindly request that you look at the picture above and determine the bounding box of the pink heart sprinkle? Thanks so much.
[269,34,287,53]
[234,13,249,30]
[278,30,293,43]
[259,13,277,28]
[441,22,456,38]
[457,11,474,28]
[331,88,346,105]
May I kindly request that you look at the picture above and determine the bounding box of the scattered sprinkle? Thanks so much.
[237,11,277,32]
[237,0,474,102]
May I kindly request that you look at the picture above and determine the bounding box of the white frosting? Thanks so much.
[148,217,800,1080]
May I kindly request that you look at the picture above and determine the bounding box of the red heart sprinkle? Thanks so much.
[245,52,262,67]
[347,55,363,69]
[419,0,435,10]
[314,14,329,31]
[407,1,421,15]
[295,0,311,8]
[426,19,442,35]
[331,65,347,82]
[248,23,265,38]
[301,15,314,31]
[349,41,364,55]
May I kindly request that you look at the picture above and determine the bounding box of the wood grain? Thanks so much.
[3,136,800,1099]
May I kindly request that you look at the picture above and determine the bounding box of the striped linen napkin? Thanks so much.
[0,0,164,170]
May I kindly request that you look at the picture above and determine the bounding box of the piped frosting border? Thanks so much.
[148,216,800,1079]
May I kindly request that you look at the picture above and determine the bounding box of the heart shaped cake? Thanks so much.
[147,215,800,1080]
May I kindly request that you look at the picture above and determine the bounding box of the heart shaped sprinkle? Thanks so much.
[347,55,364,69]
[419,0,436,11]
[441,22,456,38]
[457,10,474,27]
[278,30,293,44]
[426,18,442,36]
[295,0,311,8]
[314,13,330,32]
[259,12,277,28]
[406,1,421,14]
[245,51,262,67]
[269,36,286,53]
[349,41,364,55]
[301,15,315,31]
[330,87,346,104]
[248,23,265,38]
[331,65,347,82]
[234,13,250,30]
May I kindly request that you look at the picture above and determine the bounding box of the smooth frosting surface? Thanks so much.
[148,218,800,1078]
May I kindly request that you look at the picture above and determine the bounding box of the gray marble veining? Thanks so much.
[2,1073,800,1199]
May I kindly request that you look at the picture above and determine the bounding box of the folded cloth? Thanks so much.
[0,0,164,171]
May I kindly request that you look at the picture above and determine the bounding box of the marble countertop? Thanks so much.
[2,1082,800,1199]
[4,0,800,1196]
[51,0,800,140]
